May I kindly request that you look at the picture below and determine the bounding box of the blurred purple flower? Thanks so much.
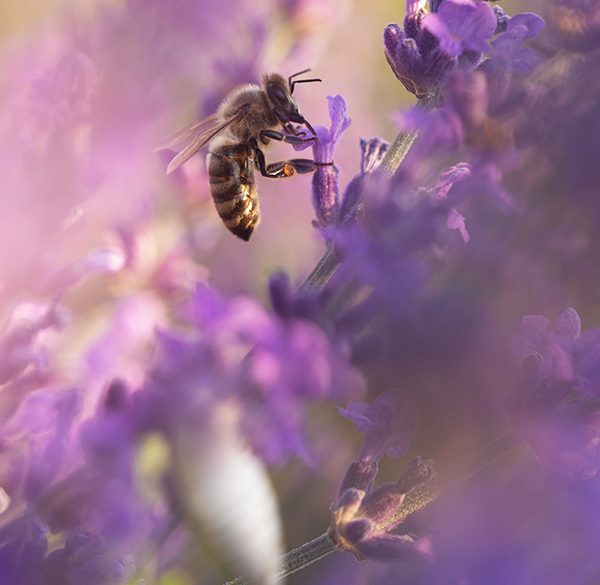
[433,163,472,242]
[0,302,66,387]
[508,310,600,478]
[143,285,364,465]
[491,13,546,75]
[510,308,581,387]
[24,388,81,503]
[79,380,135,484]
[268,270,321,323]
[422,467,600,585]
[548,1,600,52]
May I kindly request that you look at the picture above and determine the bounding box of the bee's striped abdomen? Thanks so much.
[207,143,259,242]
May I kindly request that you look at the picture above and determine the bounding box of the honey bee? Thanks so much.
[157,70,325,241]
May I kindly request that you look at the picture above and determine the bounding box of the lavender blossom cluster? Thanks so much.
[1,0,600,584]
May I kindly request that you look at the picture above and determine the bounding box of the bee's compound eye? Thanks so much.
[268,84,290,109]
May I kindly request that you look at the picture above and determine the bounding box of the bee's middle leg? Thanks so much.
[253,146,317,178]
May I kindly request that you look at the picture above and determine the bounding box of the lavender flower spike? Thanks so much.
[508,309,600,478]
[310,95,351,229]
[423,0,497,57]
[328,456,436,562]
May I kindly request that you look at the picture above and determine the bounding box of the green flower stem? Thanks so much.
[298,243,340,292]
[377,93,437,180]
[224,534,335,585]
[280,533,335,575]
[378,128,419,179]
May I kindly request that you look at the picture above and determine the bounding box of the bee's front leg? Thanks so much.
[260,129,317,146]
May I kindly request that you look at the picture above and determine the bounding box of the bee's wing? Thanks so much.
[154,115,219,153]
[155,112,245,175]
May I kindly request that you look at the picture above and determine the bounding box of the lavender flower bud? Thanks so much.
[384,13,456,99]
[312,162,340,228]
[493,5,511,35]
[328,457,435,562]
[337,459,378,499]
[329,392,429,562]
[339,136,389,225]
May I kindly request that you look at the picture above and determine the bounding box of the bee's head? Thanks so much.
[262,72,319,136]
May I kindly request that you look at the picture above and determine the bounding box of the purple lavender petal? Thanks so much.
[339,389,420,463]
[312,95,351,164]
[508,12,545,40]
[511,315,552,354]
[424,0,496,57]
[434,163,472,201]
[327,95,352,147]
[554,308,581,340]
[447,207,470,242]
[574,329,600,395]
[424,13,464,56]
[526,410,600,480]
[514,46,545,75]
[348,531,421,562]
[538,343,574,384]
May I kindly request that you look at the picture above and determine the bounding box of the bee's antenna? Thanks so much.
[289,69,311,82]
[289,69,322,94]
